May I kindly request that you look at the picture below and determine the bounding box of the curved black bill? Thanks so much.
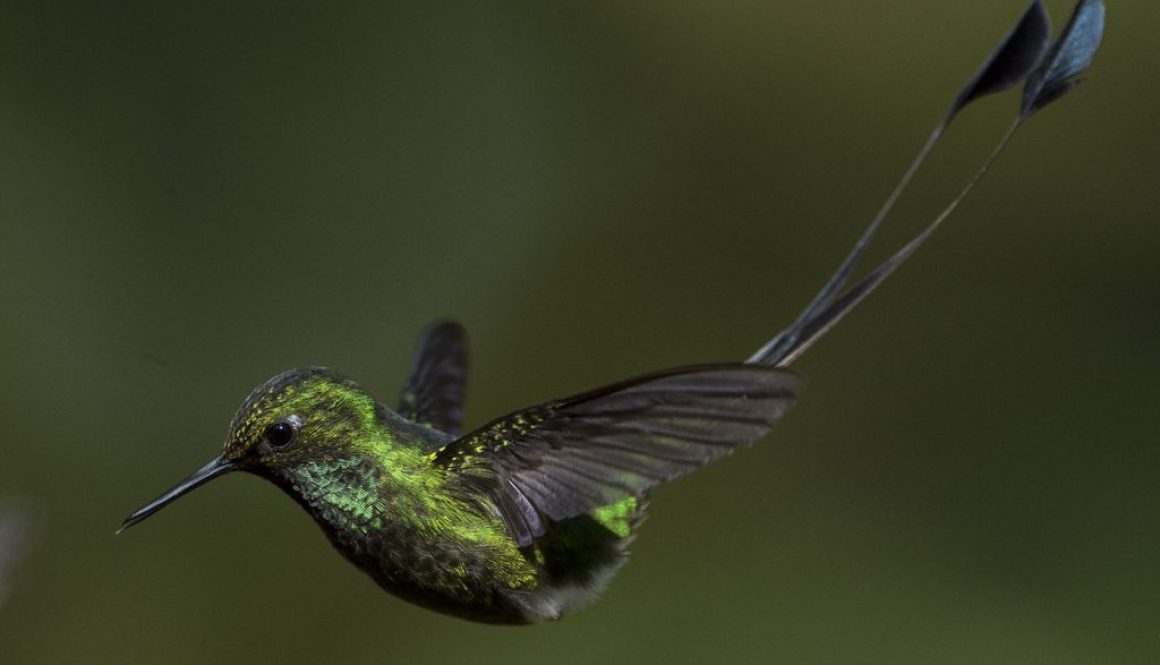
[117,457,237,534]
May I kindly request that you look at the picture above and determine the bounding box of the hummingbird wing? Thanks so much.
[398,321,468,436]
[432,364,801,546]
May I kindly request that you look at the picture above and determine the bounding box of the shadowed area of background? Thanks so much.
[0,1,1156,663]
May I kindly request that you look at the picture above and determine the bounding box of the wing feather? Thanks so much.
[398,321,468,436]
[433,364,802,546]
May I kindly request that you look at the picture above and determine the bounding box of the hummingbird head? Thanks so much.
[118,367,385,533]
[221,367,382,471]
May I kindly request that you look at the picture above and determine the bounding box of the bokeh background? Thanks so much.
[1,1,1156,663]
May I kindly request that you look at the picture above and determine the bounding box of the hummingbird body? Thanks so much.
[119,2,1105,625]
[225,367,642,624]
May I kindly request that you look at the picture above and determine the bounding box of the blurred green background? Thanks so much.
[0,1,1156,663]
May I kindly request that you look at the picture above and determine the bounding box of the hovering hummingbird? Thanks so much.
[120,1,1104,625]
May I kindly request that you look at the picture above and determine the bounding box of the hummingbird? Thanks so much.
[119,1,1104,625]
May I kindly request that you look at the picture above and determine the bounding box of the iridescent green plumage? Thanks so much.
[248,370,541,622]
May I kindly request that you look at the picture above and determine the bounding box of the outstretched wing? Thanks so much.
[431,364,802,546]
[398,321,468,436]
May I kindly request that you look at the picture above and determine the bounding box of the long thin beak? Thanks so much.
[117,457,237,534]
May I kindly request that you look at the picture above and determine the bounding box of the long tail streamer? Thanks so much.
[749,0,1105,368]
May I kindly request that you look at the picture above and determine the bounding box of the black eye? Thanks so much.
[265,421,296,448]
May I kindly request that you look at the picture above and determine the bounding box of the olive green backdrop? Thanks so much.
[1,1,1155,663]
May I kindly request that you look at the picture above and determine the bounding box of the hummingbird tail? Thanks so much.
[746,0,1103,368]
[748,119,1021,368]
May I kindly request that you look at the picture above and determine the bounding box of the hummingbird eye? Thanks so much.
[265,421,296,448]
